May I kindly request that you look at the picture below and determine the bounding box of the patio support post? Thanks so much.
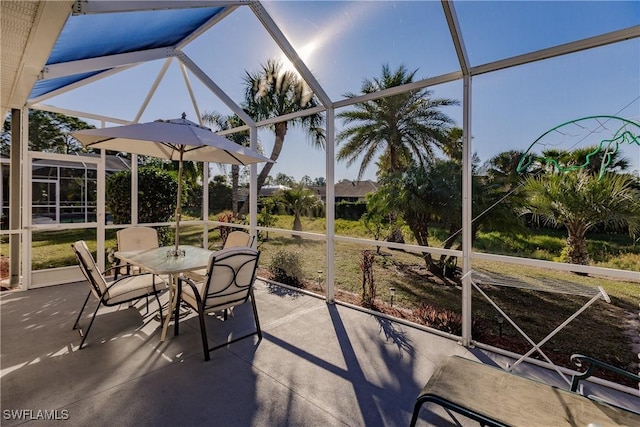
[443,0,473,346]
[96,150,106,269]
[325,108,335,303]
[249,126,258,235]
[131,154,138,225]
[20,108,31,289]
[461,74,473,347]
[9,109,22,288]
[202,162,209,248]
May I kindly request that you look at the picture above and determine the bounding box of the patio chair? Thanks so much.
[223,230,255,249]
[71,240,167,349]
[175,246,261,361]
[115,226,159,278]
[185,231,255,282]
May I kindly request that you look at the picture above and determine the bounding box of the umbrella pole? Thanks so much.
[175,148,183,255]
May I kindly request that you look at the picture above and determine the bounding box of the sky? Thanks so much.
[46,1,640,182]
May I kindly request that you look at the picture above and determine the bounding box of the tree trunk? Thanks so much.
[292,214,302,231]
[566,234,590,265]
[386,211,405,243]
[361,250,376,308]
[405,213,434,269]
[231,164,239,215]
[437,222,460,276]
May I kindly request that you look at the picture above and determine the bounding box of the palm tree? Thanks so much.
[540,146,630,177]
[277,185,322,234]
[485,150,536,187]
[242,59,325,213]
[202,112,249,215]
[337,64,458,243]
[336,63,459,179]
[523,171,640,265]
[440,127,463,163]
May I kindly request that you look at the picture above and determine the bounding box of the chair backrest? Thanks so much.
[72,240,108,299]
[117,226,159,252]
[202,247,260,312]
[223,230,254,249]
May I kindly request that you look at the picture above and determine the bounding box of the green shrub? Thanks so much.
[106,166,177,245]
[208,180,232,213]
[335,201,367,220]
[269,249,304,287]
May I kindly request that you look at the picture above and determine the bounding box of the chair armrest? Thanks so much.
[103,265,123,277]
[570,354,640,392]
[177,275,204,306]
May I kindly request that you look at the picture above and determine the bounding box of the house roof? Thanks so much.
[333,180,378,199]
[31,153,130,172]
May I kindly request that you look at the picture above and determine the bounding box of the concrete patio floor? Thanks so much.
[2,279,639,426]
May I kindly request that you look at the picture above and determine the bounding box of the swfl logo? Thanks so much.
[3,409,70,420]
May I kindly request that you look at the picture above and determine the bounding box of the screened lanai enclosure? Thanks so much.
[2,0,639,407]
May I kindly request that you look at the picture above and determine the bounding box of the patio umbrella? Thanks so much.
[71,114,271,256]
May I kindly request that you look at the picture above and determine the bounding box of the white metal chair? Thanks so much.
[115,226,159,278]
[71,240,167,349]
[175,247,261,361]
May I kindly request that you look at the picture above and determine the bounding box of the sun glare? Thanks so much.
[280,40,319,76]
[275,2,382,79]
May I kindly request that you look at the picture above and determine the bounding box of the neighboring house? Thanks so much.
[309,179,378,203]
[235,180,378,210]
[333,179,378,203]
[260,184,291,197]
[1,153,130,226]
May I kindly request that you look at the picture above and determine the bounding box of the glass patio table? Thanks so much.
[115,245,213,341]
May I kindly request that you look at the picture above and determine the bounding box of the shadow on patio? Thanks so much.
[1,280,638,426]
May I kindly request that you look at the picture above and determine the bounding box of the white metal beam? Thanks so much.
[177,51,256,126]
[461,74,473,347]
[471,25,640,76]
[325,108,335,303]
[21,109,31,289]
[443,0,473,347]
[249,2,332,107]
[256,105,326,128]
[28,65,136,105]
[332,71,463,110]
[97,150,106,270]
[41,47,176,80]
[249,126,258,234]
[72,1,249,15]
[30,103,133,125]
[9,110,21,288]
[180,61,203,124]
[218,124,250,136]
[441,0,470,75]
[472,251,640,281]
[135,58,173,123]
[176,5,241,49]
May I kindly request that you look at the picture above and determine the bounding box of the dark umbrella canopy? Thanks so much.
[71,116,272,254]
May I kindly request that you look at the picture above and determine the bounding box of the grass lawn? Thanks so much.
[2,215,638,381]
[249,215,640,381]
